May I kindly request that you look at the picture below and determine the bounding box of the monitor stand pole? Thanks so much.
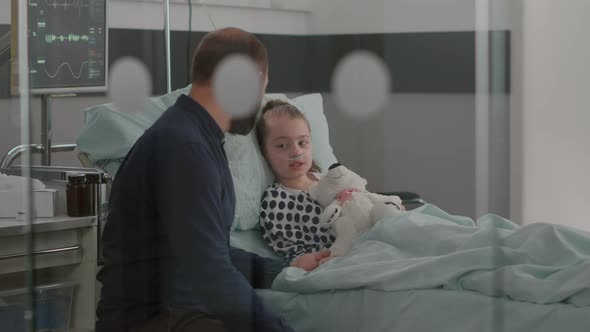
[41,94,52,166]
[40,94,76,166]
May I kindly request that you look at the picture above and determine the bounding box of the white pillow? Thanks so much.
[225,131,272,231]
[290,94,338,172]
[77,88,337,231]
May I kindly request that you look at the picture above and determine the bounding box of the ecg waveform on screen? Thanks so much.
[44,61,89,79]
[29,0,90,16]
[45,33,90,43]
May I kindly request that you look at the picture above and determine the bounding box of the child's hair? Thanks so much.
[256,100,322,173]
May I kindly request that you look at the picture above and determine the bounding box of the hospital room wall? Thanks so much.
[513,0,590,230]
[323,92,489,220]
[315,0,590,229]
[0,0,516,219]
[0,0,309,166]
[307,0,517,219]
[316,0,590,229]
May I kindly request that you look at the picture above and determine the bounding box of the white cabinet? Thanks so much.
[0,216,98,332]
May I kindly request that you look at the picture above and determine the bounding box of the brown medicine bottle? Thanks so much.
[66,174,92,217]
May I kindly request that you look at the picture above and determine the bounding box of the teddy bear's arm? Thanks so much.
[319,201,342,227]
[367,193,404,211]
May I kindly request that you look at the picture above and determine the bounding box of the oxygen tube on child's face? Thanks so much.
[271,152,305,161]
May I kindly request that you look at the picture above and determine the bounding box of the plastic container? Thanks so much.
[85,173,100,216]
[0,282,77,332]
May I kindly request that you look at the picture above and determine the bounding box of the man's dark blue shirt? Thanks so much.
[96,94,292,332]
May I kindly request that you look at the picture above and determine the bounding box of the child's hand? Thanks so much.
[336,188,361,205]
[290,250,331,271]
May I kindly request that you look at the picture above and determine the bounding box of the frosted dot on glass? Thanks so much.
[332,50,391,119]
[109,57,151,114]
[212,54,262,119]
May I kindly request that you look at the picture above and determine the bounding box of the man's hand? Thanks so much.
[290,250,331,271]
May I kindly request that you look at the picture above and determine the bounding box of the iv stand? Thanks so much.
[164,0,172,93]
[40,94,52,166]
[40,93,76,166]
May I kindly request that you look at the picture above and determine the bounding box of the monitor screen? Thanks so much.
[24,0,108,94]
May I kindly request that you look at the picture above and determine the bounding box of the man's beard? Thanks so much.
[228,98,262,135]
[228,114,257,135]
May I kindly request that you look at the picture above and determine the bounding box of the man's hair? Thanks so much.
[191,27,268,84]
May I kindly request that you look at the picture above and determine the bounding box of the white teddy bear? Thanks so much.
[308,163,404,259]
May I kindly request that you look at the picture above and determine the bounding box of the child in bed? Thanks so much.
[256,100,347,260]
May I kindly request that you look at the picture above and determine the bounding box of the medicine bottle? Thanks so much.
[66,174,92,217]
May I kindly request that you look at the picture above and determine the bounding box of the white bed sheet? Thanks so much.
[230,229,590,332]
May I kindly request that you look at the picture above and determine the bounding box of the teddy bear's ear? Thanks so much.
[329,163,342,170]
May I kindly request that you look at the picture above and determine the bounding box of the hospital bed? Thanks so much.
[232,228,590,332]
[72,87,590,332]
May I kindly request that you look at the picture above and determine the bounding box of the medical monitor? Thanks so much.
[11,0,108,94]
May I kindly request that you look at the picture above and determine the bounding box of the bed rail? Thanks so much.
[0,144,77,169]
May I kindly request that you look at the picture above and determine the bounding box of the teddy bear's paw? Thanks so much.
[371,201,401,221]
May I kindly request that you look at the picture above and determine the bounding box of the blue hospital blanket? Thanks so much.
[272,204,590,307]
